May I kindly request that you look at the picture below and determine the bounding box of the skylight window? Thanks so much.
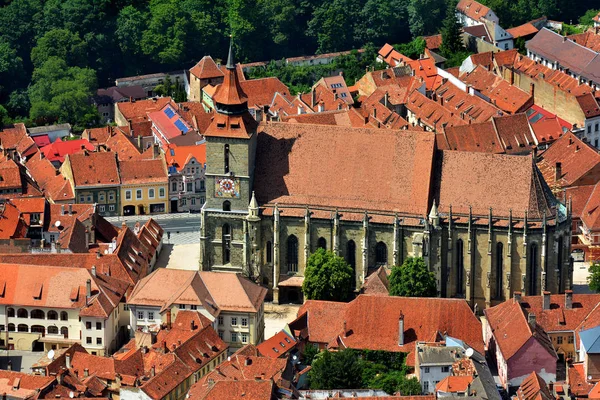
[164,107,176,118]
[174,119,189,132]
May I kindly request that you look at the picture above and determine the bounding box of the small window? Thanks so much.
[191,197,196,205]
[172,182,178,192]
[424,367,430,373]
[595,123,599,132]
[223,201,231,211]
[218,331,224,339]
[86,321,92,330]
[218,316,224,325]
[241,318,248,327]
[98,205,105,213]
[557,336,563,344]
[242,333,248,344]
[96,322,101,330]
[137,311,144,320]
[442,366,449,373]
[159,188,165,197]
[96,337,102,345]
[187,182,193,192]
[190,305,197,310]
[109,205,115,212]
[148,188,155,199]
[231,317,237,326]
[125,190,132,200]
[108,192,115,201]
[231,332,237,342]
[86,337,92,344]
[179,304,185,310]
[60,311,68,321]
[568,335,574,344]
[148,312,154,321]
[136,190,142,200]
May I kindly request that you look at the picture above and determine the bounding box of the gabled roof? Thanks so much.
[507,23,539,39]
[456,0,492,22]
[569,31,600,53]
[199,271,267,313]
[40,138,95,163]
[0,370,54,400]
[0,157,22,189]
[119,158,167,185]
[0,123,37,157]
[190,380,275,400]
[435,80,503,123]
[148,103,194,143]
[515,371,554,400]
[577,92,600,118]
[239,77,290,108]
[67,151,120,187]
[484,299,556,361]
[580,181,600,230]
[361,266,390,296]
[26,151,74,202]
[256,330,297,358]
[436,376,473,393]
[117,97,173,124]
[520,293,600,333]
[0,202,28,240]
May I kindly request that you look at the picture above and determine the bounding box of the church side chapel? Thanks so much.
[200,41,572,310]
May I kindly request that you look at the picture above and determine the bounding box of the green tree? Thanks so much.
[308,349,363,390]
[369,371,421,395]
[302,248,354,301]
[31,29,87,68]
[395,37,426,59]
[588,263,600,293]
[116,5,148,57]
[388,257,437,297]
[0,105,8,128]
[440,0,464,57]
[303,343,320,365]
[28,57,98,127]
[308,0,360,53]
[0,38,24,103]
[356,0,410,45]
[407,0,445,37]
[580,9,600,26]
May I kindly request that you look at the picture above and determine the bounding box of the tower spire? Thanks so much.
[226,35,235,70]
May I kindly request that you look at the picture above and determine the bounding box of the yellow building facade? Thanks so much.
[120,182,168,216]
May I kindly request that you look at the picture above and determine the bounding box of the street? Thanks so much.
[105,213,201,245]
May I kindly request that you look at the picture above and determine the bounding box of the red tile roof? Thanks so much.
[296,295,483,366]
[456,0,492,22]
[40,138,95,163]
[361,266,390,296]
[569,31,600,53]
[536,132,600,189]
[0,202,28,240]
[239,77,290,108]
[67,151,120,187]
[484,299,556,361]
[190,379,274,400]
[0,370,54,399]
[506,23,539,39]
[435,80,503,123]
[569,362,594,397]
[577,92,600,118]
[435,376,473,393]
[515,371,554,400]
[580,182,600,230]
[424,34,443,51]
[256,330,297,358]
[105,127,143,161]
[190,56,225,80]
[119,158,167,185]
[117,97,173,124]
[520,293,600,334]
[565,185,595,219]
[253,123,436,215]
[1,123,37,157]
[406,91,464,131]
[0,157,22,189]
[531,117,566,144]
[10,197,46,215]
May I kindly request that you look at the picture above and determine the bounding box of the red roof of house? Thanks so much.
[165,144,206,172]
[10,197,46,215]
[435,80,503,123]
[569,363,594,397]
[68,151,120,187]
[25,151,74,201]
[117,97,173,124]
[239,77,290,108]
[456,0,492,22]
[569,31,600,53]
[0,202,28,239]
[148,103,193,142]
[520,293,600,334]
[119,158,167,185]
[32,134,51,147]
[580,182,600,231]
[484,299,556,361]
[296,295,483,366]
[515,371,554,400]
[424,34,443,51]
[256,330,297,358]
[565,185,595,219]
[577,92,600,118]
[531,117,566,144]
[0,158,22,189]
[40,138,95,163]
[190,56,225,80]
[189,380,274,400]
[436,376,473,393]
[507,23,539,39]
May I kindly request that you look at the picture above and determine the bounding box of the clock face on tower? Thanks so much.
[215,177,240,198]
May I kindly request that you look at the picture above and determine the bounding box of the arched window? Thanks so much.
[17,324,28,332]
[61,327,69,338]
[456,239,464,295]
[347,240,356,289]
[47,310,58,320]
[529,243,539,295]
[223,201,231,212]
[266,241,272,263]
[149,188,155,198]
[17,308,28,318]
[224,144,230,173]
[222,224,231,264]
[317,237,327,250]
[7,307,14,317]
[7,324,15,332]
[287,235,299,273]
[496,242,503,300]
[47,326,59,335]
[557,237,564,293]
[30,309,45,319]
[375,242,387,265]
[31,325,44,334]
[60,311,68,321]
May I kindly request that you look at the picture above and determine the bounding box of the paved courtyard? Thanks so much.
[573,260,593,294]
[264,303,301,339]
[156,243,200,270]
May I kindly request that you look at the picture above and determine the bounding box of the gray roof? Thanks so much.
[526,28,600,83]
[418,345,465,366]
[28,124,71,135]
[580,325,600,354]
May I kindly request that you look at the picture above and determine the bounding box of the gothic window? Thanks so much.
[496,243,503,300]
[456,239,464,295]
[266,241,272,263]
[529,243,539,295]
[375,242,387,265]
[287,235,299,273]
[557,237,563,292]
[222,224,231,264]
[347,240,356,289]
[223,201,231,211]
[224,144,230,173]
[317,237,327,250]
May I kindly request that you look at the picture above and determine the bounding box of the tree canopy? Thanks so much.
[588,263,600,293]
[302,248,354,302]
[389,257,437,297]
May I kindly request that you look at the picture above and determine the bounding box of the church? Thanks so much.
[199,43,572,310]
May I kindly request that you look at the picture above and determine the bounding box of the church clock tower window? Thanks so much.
[224,144,230,173]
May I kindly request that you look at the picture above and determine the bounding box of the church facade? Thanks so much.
[200,44,572,310]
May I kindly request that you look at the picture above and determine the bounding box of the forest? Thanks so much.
[0,0,598,128]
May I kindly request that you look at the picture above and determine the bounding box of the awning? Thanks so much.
[278,275,304,287]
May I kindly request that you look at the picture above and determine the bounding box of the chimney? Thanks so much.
[84,368,89,378]
[311,89,316,108]
[555,162,562,182]
[565,290,573,309]
[514,291,522,303]
[86,279,92,303]
[543,291,550,310]
[61,205,65,216]
[190,320,195,331]
[91,265,96,277]
[530,82,535,97]
[85,230,90,249]
[65,353,71,369]
[150,366,155,378]
[343,320,347,338]
[398,313,405,346]
[384,91,389,108]
[163,341,168,353]
[68,204,72,215]
[373,108,377,119]
[166,311,172,330]
[528,312,536,329]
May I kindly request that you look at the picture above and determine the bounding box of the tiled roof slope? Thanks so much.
[254,123,436,215]
[435,80,503,123]
[569,31,600,52]
[456,0,491,22]
[484,299,556,361]
[119,159,167,185]
[117,97,172,124]
[0,201,28,240]
[296,295,483,366]
[189,380,275,400]
[507,23,539,39]
[536,132,600,189]
[67,152,120,187]
[435,151,555,219]
[190,56,225,80]
[515,371,554,400]
[26,151,74,202]
[199,271,267,313]
[580,182,600,230]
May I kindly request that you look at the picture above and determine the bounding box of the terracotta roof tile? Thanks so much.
[0,202,28,239]
[190,56,225,80]
[239,77,290,108]
[119,158,167,185]
[506,23,539,39]
[256,330,297,358]
[117,97,173,124]
[199,271,267,313]
[515,371,554,400]
[40,138,95,163]
[580,181,600,230]
[569,363,594,397]
[435,80,503,123]
[424,34,443,51]
[435,375,473,393]
[190,380,274,400]
[67,152,120,187]
[577,92,600,118]
[0,370,54,399]
[25,151,74,201]
[569,31,600,53]
[1,123,37,157]
[564,185,595,219]
[456,0,492,22]
[361,266,390,296]
[0,158,22,189]
[531,117,566,144]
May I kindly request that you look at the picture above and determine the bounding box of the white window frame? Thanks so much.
[125,190,132,200]
[136,189,142,200]
[137,311,144,320]
[148,188,155,199]
[148,311,154,321]
[231,317,237,326]
[159,187,165,198]
[241,318,248,327]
